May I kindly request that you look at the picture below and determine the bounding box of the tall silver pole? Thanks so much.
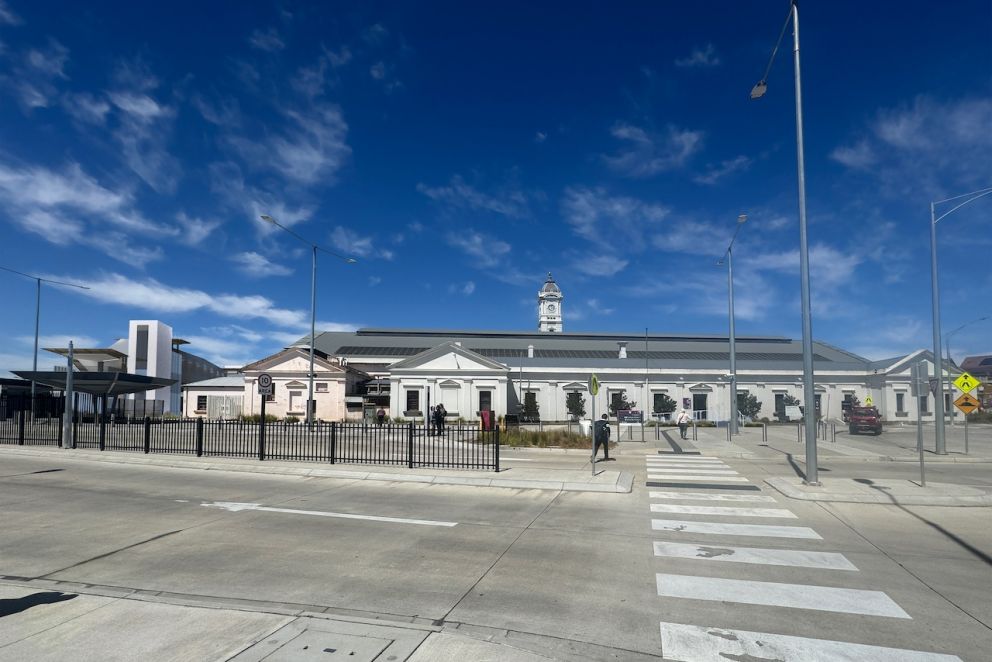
[791,1,818,484]
[62,341,74,449]
[728,248,738,436]
[930,202,947,454]
[31,277,40,419]
[308,244,317,425]
[946,334,954,427]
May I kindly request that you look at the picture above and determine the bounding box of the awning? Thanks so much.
[12,371,175,397]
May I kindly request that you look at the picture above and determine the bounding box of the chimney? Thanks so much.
[618,342,628,359]
[527,345,534,358]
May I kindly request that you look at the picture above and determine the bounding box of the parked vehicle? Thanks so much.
[848,406,882,435]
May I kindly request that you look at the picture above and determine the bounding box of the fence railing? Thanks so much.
[0,414,499,471]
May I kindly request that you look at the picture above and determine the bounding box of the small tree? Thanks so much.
[653,393,677,416]
[783,394,801,407]
[608,392,637,416]
[522,391,540,420]
[739,393,762,420]
[566,392,586,419]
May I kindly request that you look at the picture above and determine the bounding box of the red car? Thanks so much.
[848,406,882,435]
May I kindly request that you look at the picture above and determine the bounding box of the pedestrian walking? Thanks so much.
[428,406,436,436]
[677,409,691,440]
[593,413,610,461]
[376,407,385,427]
[435,403,447,435]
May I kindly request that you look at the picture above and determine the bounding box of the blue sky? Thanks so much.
[0,0,990,372]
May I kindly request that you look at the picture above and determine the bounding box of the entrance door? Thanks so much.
[692,394,707,420]
[479,390,492,412]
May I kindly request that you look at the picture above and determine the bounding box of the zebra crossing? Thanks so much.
[643,453,963,662]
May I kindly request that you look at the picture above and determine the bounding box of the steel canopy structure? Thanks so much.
[12,371,175,397]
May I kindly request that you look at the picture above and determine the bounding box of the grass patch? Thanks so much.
[502,429,612,449]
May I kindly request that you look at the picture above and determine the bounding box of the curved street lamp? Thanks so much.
[259,215,357,425]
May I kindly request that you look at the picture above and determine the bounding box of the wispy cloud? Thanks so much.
[248,27,285,52]
[560,186,668,246]
[570,253,629,277]
[176,212,221,246]
[209,161,314,230]
[675,43,721,68]
[693,155,752,185]
[292,45,352,98]
[230,251,293,277]
[6,38,69,110]
[602,123,704,177]
[446,230,512,268]
[0,1,22,25]
[418,175,532,218]
[448,281,476,295]
[328,226,392,260]
[63,92,111,125]
[362,23,389,46]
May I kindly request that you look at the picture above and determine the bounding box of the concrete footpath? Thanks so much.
[765,476,992,506]
[0,446,634,494]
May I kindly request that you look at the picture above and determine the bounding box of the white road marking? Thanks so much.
[647,475,750,482]
[653,541,857,571]
[646,469,739,475]
[499,457,537,462]
[645,461,730,467]
[658,622,960,662]
[201,501,458,527]
[650,504,796,518]
[649,491,777,502]
[652,519,821,539]
[647,457,724,463]
[655,574,910,618]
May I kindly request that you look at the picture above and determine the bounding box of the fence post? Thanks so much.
[195,417,204,457]
[17,408,25,445]
[98,396,107,451]
[330,421,336,464]
[407,421,414,469]
[143,416,151,453]
[494,426,500,472]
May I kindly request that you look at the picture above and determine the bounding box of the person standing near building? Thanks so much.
[677,409,691,440]
[376,407,385,427]
[435,403,447,435]
[593,413,611,461]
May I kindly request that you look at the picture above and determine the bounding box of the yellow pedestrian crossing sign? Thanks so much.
[953,372,980,394]
[588,373,600,396]
[864,395,873,406]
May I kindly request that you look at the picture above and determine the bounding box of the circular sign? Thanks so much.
[258,373,273,388]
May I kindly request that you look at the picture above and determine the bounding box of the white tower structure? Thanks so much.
[538,273,563,333]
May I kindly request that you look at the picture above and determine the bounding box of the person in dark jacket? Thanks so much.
[593,413,610,461]
[435,404,447,435]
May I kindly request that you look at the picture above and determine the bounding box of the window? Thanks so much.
[479,390,492,412]
[196,395,207,411]
[919,395,929,414]
[775,393,786,415]
[944,393,951,411]
[316,382,328,393]
[896,393,905,413]
[135,325,149,371]
[610,390,625,412]
[289,391,303,412]
[406,390,420,412]
[265,383,276,402]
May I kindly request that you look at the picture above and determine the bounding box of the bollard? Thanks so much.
[831,423,836,443]
[692,421,698,441]
[762,423,767,443]
[143,416,151,453]
[407,421,414,469]
[494,427,500,472]
[195,417,204,457]
[797,423,801,444]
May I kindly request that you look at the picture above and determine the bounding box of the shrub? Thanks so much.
[283,416,301,424]
[566,392,587,418]
[652,393,677,416]
[739,394,762,420]
[608,392,637,416]
[501,429,613,449]
[240,413,279,423]
[966,411,992,423]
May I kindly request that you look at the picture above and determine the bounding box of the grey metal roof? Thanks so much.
[294,328,874,371]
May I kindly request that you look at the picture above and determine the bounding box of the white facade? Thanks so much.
[241,348,365,420]
[126,320,176,412]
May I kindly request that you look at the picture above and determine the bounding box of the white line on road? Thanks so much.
[646,469,739,475]
[649,491,777,502]
[645,461,730,467]
[646,457,725,463]
[653,541,857,571]
[498,457,537,461]
[647,475,750,482]
[650,504,796,518]
[652,519,821,539]
[655,574,910,618]
[658,622,961,662]
[201,501,458,527]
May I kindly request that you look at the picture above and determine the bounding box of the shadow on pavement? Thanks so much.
[0,591,77,618]
[854,478,992,566]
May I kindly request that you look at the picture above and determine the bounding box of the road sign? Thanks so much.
[953,372,980,394]
[258,373,273,395]
[864,395,873,406]
[928,378,940,396]
[954,393,980,415]
[588,373,599,396]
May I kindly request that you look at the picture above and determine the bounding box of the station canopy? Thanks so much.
[12,371,175,397]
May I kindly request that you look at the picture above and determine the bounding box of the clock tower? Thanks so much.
[538,273,563,333]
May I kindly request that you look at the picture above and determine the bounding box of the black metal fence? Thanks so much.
[0,409,499,471]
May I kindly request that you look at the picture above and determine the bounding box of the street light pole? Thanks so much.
[260,216,357,426]
[0,266,90,417]
[928,187,992,454]
[751,0,818,484]
[718,214,748,436]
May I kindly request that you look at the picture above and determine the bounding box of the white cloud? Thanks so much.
[571,253,629,277]
[830,140,876,170]
[447,281,475,296]
[191,94,240,126]
[535,131,547,143]
[176,212,221,246]
[248,27,285,52]
[561,186,668,246]
[230,252,293,277]
[227,104,350,186]
[675,43,721,68]
[362,23,389,46]
[209,161,314,230]
[0,1,22,25]
[16,334,100,349]
[329,226,392,261]
[368,276,382,287]
[370,61,386,79]
[446,230,512,268]
[417,175,531,218]
[693,155,752,185]
[291,46,352,98]
[602,123,704,177]
[63,92,111,124]
[7,38,69,110]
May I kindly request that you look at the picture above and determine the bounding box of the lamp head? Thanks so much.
[260,214,276,224]
[345,258,358,264]
[737,214,748,224]
[750,81,767,100]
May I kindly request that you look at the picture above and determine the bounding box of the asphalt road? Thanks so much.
[1,450,990,660]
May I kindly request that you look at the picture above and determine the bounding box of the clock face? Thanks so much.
[547,303,556,312]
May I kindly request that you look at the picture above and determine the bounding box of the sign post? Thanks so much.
[911,362,927,486]
[258,373,272,461]
[953,372,982,454]
[589,373,599,476]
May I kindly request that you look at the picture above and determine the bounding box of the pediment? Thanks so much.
[688,383,712,392]
[561,381,587,391]
[243,347,343,374]
[389,342,508,372]
[284,380,307,388]
[438,379,460,388]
